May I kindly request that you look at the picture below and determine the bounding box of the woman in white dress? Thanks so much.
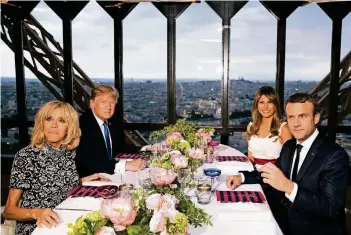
[247,86,292,169]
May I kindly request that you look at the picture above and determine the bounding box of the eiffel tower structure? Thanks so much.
[1,13,148,147]
[309,50,351,123]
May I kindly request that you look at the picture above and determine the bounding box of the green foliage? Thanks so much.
[167,213,188,235]
[151,153,174,170]
[67,119,214,235]
[149,119,197,143]
[145,184,212,229]
[177,196,213,228]
[67,211,107,235]
[67,185,212,235]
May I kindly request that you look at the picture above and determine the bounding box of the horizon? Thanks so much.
[0,76,319,83]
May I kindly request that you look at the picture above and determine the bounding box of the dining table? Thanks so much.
[32,144,284,235]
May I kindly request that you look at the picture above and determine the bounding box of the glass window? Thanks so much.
[73,1,113,83]
[285,3,332,125]
[340,13,351,126]
[229,1,276,127]
[176,2,221,126]
[124,3,167,123]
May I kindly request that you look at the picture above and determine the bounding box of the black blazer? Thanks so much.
[242,133,349,235]
[75,109,128,178]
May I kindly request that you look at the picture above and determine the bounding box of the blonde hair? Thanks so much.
[247,86,282,140]
[31,101,81,150]
[90,85,119,101]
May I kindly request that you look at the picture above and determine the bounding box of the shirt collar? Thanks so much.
[92,111,106,127]
[296,128,319,150]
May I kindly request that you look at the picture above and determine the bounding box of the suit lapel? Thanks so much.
[295,134,324,182]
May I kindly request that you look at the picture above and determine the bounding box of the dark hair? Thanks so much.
[247,86,282,139]
[285,93,319,115]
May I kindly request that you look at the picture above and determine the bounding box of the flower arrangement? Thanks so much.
[149,119,215,176]
[67,120,214,235]
[67,185,212,235]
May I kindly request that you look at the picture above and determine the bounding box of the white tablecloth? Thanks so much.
[32,145,283,235]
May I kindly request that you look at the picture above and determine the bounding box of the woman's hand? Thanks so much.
[80,173,110,183]
[32,208,60,228]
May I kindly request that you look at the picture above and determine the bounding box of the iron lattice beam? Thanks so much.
[1,12,148,147]
[1,13,94,112]
[309,50,351,123]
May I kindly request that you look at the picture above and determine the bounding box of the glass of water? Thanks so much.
[196,183,211,205]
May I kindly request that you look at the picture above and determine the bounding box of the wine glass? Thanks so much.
[139,169,151,189]
[177,168,191,193]
[203,168,221,193]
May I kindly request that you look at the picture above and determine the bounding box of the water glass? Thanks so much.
[196,184,211,205]
[178,168,192,192]
[119,184,134,198]
[139,169,152,189]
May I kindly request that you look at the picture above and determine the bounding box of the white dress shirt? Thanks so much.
[92,112,127,173]
[285,128,319,202]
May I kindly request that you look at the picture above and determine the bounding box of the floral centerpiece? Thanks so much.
[149,119,215,177]
[67,120,213,235]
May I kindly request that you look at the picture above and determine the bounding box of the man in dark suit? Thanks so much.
[76,85,146,178]
[226,93,349,235]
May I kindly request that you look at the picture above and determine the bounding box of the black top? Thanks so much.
[75,109,129,178]
[10,144,79,235]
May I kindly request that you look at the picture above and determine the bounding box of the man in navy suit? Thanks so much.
[226,93,349,235]
[76,85,146,178]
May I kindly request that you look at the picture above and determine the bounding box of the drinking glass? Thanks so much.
[196,184,211,205]
[178,168,191,192]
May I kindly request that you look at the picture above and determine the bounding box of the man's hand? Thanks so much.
[126,159,146,171]
[258,163,294,194]
[226,175,243,190]
[32,208,60,228]
[80,173,110,183]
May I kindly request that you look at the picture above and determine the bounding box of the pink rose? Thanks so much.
[149,212,167,233]
[100,199,113,220]
[146,193,178,212]
[146,194,180,234]
[172,156,188,168]
[96,226,116,235]
[170,150,188,168]
[168,132,182,139]
[166,132,183,146]
[189,148,205,160]
[100,198,137,231]
[150,167,177,186]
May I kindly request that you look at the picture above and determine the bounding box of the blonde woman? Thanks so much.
[3,101,106,235]
[247,86,292,168]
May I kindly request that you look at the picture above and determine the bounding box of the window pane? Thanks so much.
[176,3,221,126]
[229,1,276,126]
[285,3,331,125]
[336,133,351,164]
[228,132,248,155]
[73,1,113,83]
[340,13,351,126]
[124,3,167,123]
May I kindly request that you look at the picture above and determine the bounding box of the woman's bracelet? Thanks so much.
[26,209,36,220]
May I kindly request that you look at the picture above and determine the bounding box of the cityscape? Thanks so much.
[1,77,350,159]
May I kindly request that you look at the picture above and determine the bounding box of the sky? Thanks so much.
[0,0,350,81]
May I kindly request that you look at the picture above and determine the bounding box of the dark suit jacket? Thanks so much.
[242,133,349,235]
[75,109,129,178]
